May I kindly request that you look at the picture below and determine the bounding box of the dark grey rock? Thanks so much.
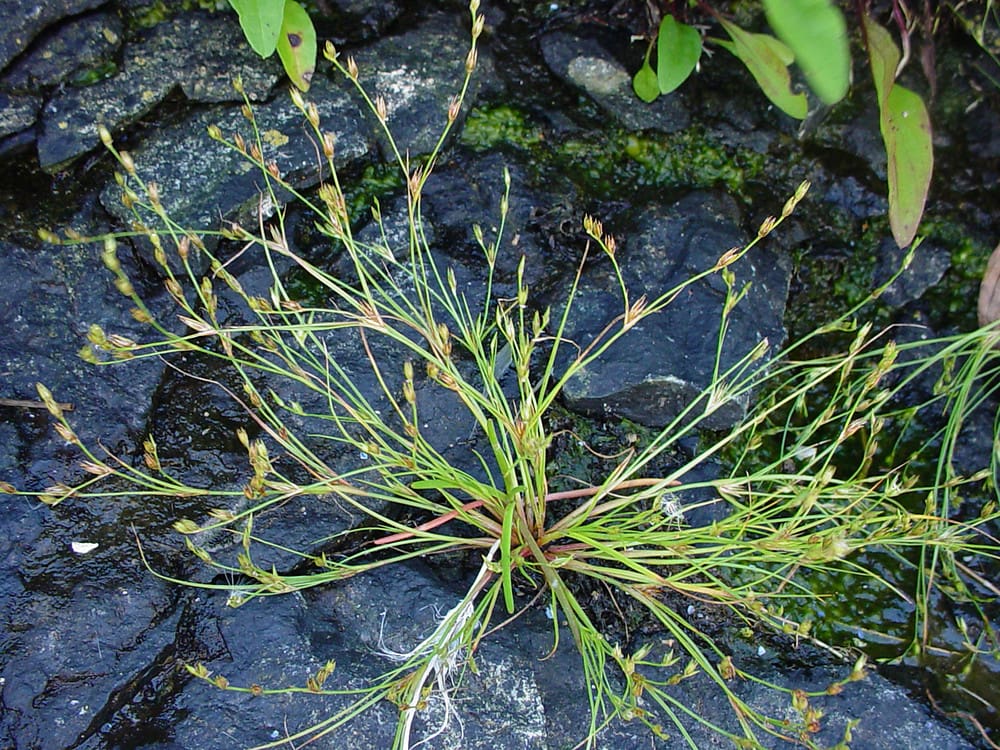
[38,12,281,172]
[560,191,791,429]
[0,0,104,71]
[0,91,40,138]
[540,30,691,133]
[1,11,122,93]
[810,103,888,182]
[320,0,405,39]
[875,236,951,307]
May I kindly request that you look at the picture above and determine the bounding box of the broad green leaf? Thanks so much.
[717,19,808,119]
[633,58,660,103]
[277,0,317,92]
[864,16,933,247]
[863,15,899,106]
[881,83,932,247]
[763,0,849,105]
[656,16,702,94]
[228,0,283,58]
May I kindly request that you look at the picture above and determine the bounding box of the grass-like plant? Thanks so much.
[12,1,1000,747]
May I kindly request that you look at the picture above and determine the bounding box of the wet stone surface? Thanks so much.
[0,1,998,748]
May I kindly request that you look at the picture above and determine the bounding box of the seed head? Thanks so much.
[98,124,113,148]
[346,56,358,81]
[87,324,108,348]
[306,102,320,128]
[114,276,134,297]
[757,215,777,238]
[35,383,62,419]
[146,181,161,209]
[101,238,120,272]
[80,460,112,477]
[54,422,79,445]
[119,150,136,176]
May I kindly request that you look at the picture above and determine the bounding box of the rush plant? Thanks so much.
[12,1,999,748]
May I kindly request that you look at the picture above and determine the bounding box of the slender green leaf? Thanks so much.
[864,16,933,247]
[763,0,849,104]
[656,16,702,94]
[501,501,516,613]
[227,0,283,58]
[717,19,808,119]
[277,0,317,92]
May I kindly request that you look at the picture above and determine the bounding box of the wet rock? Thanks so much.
[38,12,281,172]
[0,0,104,71]
[1,578,180,750]
[1,11,122,93]
[560,191,791,429]
[540,30,691,133]
[0,237,168,486]
[168,564,550,749]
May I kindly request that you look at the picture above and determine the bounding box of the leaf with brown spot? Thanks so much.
[278,0,316,92]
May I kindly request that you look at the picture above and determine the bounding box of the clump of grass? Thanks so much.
[13,1,1000,747]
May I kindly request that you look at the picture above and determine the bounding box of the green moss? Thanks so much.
[555,127,764,199]
[130,0,226,29]
[71,62,119,87]
[460,104,543,151]
[915,216,991,330]
[343,162,406,223]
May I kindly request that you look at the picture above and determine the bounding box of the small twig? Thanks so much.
[926,688,1000,750]
[0,397,74,411]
